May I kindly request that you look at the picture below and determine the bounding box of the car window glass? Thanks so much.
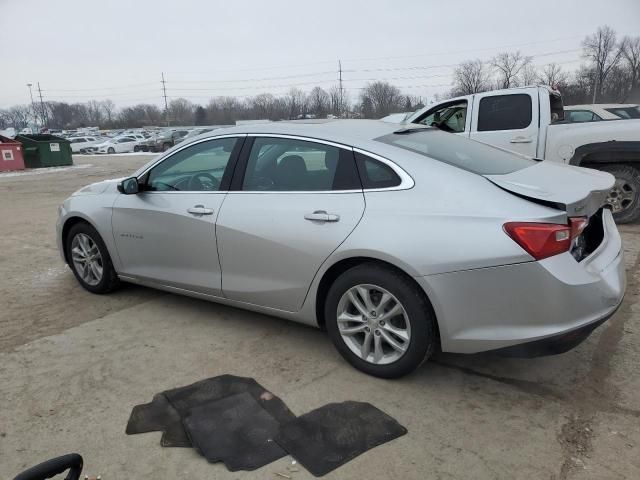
[376,129,535,175]
[147,137,238,192]
[567,110,597,122]
[355,152,401,189]
[418,100,468,133]
[477,94,532,131]
[242,137,359,191]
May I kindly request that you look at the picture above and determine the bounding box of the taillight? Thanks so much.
[503,217,588,261]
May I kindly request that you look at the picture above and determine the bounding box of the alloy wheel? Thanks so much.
[606,177,636,214]
[71,233,103,286]
[336,284,411,365]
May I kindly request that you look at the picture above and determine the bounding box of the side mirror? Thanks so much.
[118,177,140,195]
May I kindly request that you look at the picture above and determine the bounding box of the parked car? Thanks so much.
[57,121,625,378]
[564,104,640,122]
[68,136,107,153]
[408,86,640,223]
[91,136,140,154]
[146,129,190,152]
[174,128,216,145]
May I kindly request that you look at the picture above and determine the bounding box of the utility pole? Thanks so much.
[161,72,169,126]
[26,83,36,129]
[37,82,47,130]
[592,75,598,104]
[338,60,344,118]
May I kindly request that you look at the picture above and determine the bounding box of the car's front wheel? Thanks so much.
[107,147,115,154]
[66,222,120,294]
[325,263,437,378]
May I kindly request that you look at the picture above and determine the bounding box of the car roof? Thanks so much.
[197,119,407,150]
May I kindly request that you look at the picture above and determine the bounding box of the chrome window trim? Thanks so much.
[352,147,415,192]
[235,134,414,193]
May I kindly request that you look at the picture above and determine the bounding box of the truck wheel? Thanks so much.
[601,164,640,224]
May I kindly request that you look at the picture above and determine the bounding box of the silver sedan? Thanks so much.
[56,121,626,378]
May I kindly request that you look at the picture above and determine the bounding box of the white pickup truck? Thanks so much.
[407,86,640,223]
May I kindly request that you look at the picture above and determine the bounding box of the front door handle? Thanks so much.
[510,136,533,144]
[187,205,214,215]
[304,210,340,222]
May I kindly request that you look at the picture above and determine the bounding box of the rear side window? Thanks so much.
[355,152,401,189]
[478,94,532,131]
[375,129,536,175]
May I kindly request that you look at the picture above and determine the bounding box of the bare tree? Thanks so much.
[307,86,330,117]
[167,98,194,125]
[1,105,31,130]
[582,25,623,102]
[86,100,104,125]
[621,36,640,92]
[328,84,349,117]
[360,81,404,118]
[285,88,307,119]
[101,100,116,126]
[491,51,532,89]
[538,63,569,88]
[452,59,491,95]
[520,64,539,86]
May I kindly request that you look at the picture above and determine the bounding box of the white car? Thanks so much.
[564,104,640,122]
[68,136,106,153]
[94,136,140,154]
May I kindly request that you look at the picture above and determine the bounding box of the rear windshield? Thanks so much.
[375,129,536,175]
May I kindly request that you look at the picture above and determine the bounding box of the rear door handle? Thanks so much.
[510,136,533,144]
[187,205,214,215]
[304,210,340,222]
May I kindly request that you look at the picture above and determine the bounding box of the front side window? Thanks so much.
[146,137,238,192]
[478,94,532,131]
[417,100,468,133]
[242,137,359,191]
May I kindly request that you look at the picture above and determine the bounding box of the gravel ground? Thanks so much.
[1,155,639,479]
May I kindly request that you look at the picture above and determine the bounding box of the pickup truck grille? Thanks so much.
[571,208,605,262]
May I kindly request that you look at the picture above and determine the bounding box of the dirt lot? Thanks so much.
[1,155,639,479]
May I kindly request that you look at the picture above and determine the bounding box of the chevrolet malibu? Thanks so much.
[56,121,626,378]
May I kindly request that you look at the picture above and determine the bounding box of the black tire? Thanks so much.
[133,145,141,152]
[65,222,120,294]
[107,147,115,154]
[600,164,640,224]
[162,142,172,152]
[325,263,437,378]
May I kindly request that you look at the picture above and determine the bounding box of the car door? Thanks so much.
[469,88,539,157]
[111,135,244,295]
[216,135,365,312]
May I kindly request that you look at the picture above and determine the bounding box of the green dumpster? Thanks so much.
[16,134,73,168]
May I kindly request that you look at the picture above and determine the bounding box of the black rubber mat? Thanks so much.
[126,375,295,448]
[274,401,407,477]
[183,392,287,471]
[125,393,191,447]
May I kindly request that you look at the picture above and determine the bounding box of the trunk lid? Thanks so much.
[484,161,614,217]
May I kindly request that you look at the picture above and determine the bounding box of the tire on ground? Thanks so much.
[324,262,437,378]
[600,164,640,224]
[65,221,120,294]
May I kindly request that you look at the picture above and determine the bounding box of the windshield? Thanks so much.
[376,129,536,175]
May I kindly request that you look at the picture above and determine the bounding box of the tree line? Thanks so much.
[450,26,640,104]
[1,26,638,131]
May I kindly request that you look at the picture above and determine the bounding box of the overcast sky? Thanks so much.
[1,0,638,108]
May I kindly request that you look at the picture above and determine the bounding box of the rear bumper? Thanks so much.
[417,209,626,354]
[490,302,620,357]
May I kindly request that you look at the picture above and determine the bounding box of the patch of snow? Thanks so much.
[0,164,93,178]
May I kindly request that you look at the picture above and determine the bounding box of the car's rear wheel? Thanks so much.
[601,164,640,224]
[107,147,115,154]
[325,263,437,378]
[133,145,141,152]
[162,142,172,151]
[66,222,119,294]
